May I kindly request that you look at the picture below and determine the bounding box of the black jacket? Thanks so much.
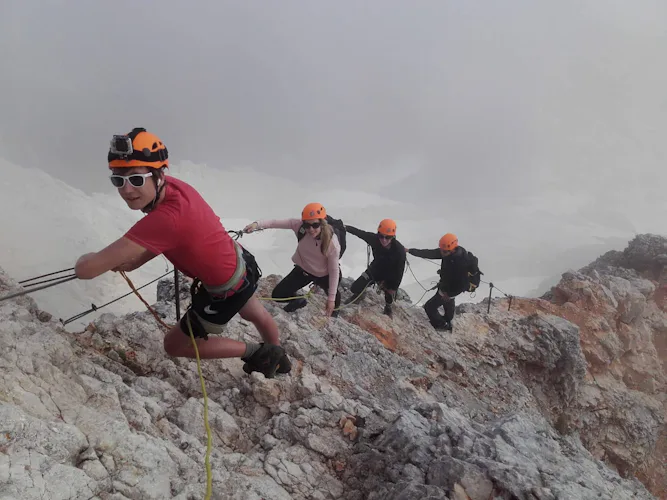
[408,245,479,296]
[346,225,407,290]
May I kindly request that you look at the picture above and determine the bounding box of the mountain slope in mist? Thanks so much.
[0,156,646,329]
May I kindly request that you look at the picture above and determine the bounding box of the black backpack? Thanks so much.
[466,251,483,292]
[297,215,347,258]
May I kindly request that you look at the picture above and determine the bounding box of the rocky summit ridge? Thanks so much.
[0,234,665,499]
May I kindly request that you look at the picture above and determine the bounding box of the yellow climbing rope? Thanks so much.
[120,272,213,500]
[256,287,315,302]
[186,314,213,500]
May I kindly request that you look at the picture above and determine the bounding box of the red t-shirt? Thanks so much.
[124,176,238,286]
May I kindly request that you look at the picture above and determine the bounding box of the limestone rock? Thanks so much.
[0,234,664,498]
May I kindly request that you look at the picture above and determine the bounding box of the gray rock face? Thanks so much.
[583,233,667,280]
[0,234,663,499]
[156,270,193,304]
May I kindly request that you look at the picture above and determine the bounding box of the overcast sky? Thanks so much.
[1,0,666,214]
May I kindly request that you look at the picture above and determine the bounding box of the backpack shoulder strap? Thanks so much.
[296,223,306,242]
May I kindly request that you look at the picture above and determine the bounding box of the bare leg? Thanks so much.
[163,323,246,359]
[239,294,281,345]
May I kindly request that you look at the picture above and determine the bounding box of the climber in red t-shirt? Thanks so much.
[73,127,289,378]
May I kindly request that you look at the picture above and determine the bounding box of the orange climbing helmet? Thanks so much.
[302,202,327,220]
[439,233,458,252]
[108,127,169,169]
[377,219,397,236]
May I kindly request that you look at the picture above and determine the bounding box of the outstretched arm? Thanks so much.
[244,218,302,233]
[111,250,158,272]
[407,248,442,259]
[75,237,155,279]
[345,225,376,246]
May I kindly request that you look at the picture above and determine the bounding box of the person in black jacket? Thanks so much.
[344,219,406,317]
[407,233,480,331]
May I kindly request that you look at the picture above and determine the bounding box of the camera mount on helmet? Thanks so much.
[110,135,133,157]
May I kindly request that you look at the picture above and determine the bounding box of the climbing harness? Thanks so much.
[202,242,248,299]
[0,268,78,303]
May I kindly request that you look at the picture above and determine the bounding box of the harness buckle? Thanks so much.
[210,272,249,300]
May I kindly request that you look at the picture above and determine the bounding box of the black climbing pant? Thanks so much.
[423,291,455,327]
[349,270,395,305]
[272,265,342,311]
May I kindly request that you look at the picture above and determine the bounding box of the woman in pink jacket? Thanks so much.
[244,202,342,317]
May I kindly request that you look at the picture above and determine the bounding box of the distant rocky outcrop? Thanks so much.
[0,235,665,499]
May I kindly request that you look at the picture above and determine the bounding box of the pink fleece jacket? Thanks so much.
[257,218,341,301]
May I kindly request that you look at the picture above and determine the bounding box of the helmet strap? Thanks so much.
[141,169,166,213]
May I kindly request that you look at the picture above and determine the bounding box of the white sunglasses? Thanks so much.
[109,172,153,188]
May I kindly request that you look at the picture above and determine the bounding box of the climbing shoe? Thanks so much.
[434,321,453,332]
[243,352,292,375]
[383,304,393,317]
[276,352,292,374]
[283,297,307,313]
[244,351,291,375]
[241,343,285,379]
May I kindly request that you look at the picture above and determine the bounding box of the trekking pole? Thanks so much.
[0,274,78,303]
[174,269,181,320]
